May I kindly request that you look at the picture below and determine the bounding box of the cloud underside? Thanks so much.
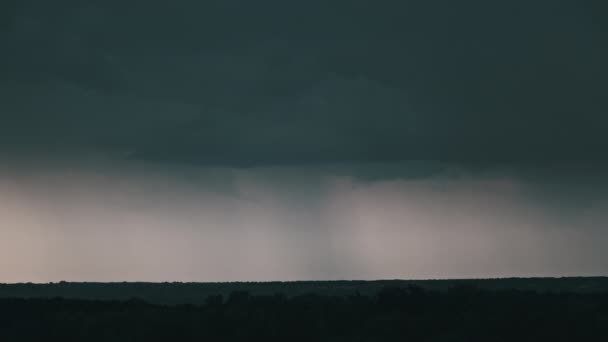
[0,0,606,166]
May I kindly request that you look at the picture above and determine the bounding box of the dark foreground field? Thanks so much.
[2,278,608,341]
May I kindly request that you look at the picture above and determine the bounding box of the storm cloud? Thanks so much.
[1,0,606,166]
[0,1,607,282]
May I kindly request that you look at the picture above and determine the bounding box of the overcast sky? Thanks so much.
[0,0,606,282]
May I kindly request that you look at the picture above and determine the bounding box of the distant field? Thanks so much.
[1,277,607,305]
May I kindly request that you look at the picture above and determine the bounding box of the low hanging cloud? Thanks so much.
[1,158,606,282]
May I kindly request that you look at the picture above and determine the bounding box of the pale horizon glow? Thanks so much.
[1,158,607,283]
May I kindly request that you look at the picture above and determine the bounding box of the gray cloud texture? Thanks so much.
[0,0,606,166]
[1,1,607,282]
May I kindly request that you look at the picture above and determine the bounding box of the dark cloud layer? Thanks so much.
[1,0,606,166]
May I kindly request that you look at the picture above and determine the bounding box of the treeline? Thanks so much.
[2,277,608,305]
[1,285,607,341]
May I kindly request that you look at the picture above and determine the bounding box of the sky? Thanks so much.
[0,0,607,282]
